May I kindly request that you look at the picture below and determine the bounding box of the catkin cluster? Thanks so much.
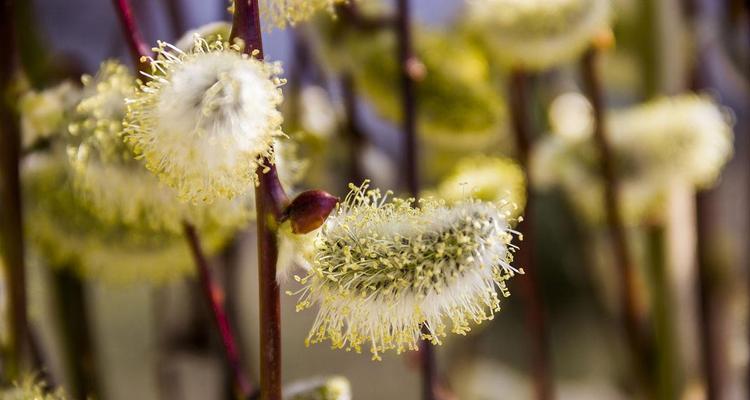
[293,182,521,359]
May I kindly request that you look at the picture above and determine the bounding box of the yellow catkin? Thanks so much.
[292,181,521,359]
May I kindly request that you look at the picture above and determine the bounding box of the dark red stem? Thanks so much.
[695,192,726,400]
[183,222,254,398]
[507,70,554,400]
[396,0,419,198]
[341,73,365,187]
[0,0,29,383]
[254,167,286,400]
[231,3,289,399]
[580,49,653,394]
[111,0,150,71]
[393,1,437,399]
[230,0,264,58]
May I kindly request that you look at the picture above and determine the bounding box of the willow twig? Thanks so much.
[507,70,554,400]
[580,48,653,395]
[183,223,255,398]
[230,2,288,399]
[0,0,29,383]
[111,0,150,71]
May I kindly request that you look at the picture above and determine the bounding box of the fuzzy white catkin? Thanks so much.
[291,182,521,360]
[263,0,345,27]
[125,36,285,204]
[0,379,67,400]
[67,60,257,233]
[467,0,611,70]
[234,0,348,28]
[435,156,526,220]
[532,93,734,224]
[283,376,352,400]
[19,80,81,149]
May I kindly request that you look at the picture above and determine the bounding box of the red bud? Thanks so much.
[283,190,339,234]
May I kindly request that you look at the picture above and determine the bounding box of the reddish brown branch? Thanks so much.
[392,1,439,399]
[253,169,284,400]
[0,0,29,382]
[507,70,554,400]
[341,73,366,187]
[111,0,150,71]
[230,0,264,58]
[231,3,286,399]
[396,0,419,198]
[580,48,653,394]
[183,222,255,398]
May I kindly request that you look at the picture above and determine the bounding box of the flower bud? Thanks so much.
[284,190,339,234]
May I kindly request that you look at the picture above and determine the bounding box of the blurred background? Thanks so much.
[1,0,749,399]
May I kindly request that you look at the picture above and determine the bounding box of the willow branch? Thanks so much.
[111,0,150,72]
[341,73,366,187]
[392,1,440,399]
[231,3,286,399]
[580,48,653,394]
[0,0,29,383]
[507,70,554,400]
[183,223,255,398]
[396,0,419,198]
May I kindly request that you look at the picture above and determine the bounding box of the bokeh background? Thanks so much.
[2,0,749,399]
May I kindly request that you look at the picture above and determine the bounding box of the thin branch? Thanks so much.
[392,1,439,399]
[230,0,264,58]
[231,3,288,399]
[396,0,419,198]
[111,0,150,72]
[183,222,255,398]
[51,269,101,399]
[580,48,653,394]
[0,0,29,383]
[507,70,554,400]
[341,73,366,187]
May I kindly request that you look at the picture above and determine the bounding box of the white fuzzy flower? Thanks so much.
[228,0,348,28]
[299,85,337,139]
[292,182,521,360]
[67,60,255,232]
[349,29,508,150]
[435,156,526,220]
[175,22,232,51]
[532,94,734,224]
[284,376,352,400]
[609,94,734,189]
[24,156,231,285]
[548,92,594,141]
[20,80,81,148]
[125,36,285,204]
[1,377,67,400]
[467,0,611,70]
[261,0,346,28]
